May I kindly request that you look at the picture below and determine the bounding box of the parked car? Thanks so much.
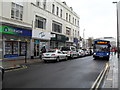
[60,46,78,59]
[42,49,68,62]
[77,49,85,57]
[82,49,89,56]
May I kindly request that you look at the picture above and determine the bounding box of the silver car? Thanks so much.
[42,49,68,62]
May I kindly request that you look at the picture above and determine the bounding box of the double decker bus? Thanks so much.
[93,40,111,60]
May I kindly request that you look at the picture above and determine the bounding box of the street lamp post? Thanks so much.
[83,29,85,49]
[113,2,119,58]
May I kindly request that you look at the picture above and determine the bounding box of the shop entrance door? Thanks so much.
[34,43,39,57]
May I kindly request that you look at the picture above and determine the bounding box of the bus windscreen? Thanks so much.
[94,45,109,52]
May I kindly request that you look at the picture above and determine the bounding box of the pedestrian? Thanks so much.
[40,46,46,59]
[41,46,46,54]
[114,49,117,55]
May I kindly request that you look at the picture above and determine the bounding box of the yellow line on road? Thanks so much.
[90,62,109,90]
[5,66,27,72]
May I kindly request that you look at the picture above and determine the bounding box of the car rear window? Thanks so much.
[47,50,56,53]
[61,47,70,51]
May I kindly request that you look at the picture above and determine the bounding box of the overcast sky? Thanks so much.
[62,0,120,39]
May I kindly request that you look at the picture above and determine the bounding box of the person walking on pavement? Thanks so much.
[40,46,46,59]
[41,46,46,53]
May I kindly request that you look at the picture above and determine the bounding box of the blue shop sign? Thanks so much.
[4,54,19,58]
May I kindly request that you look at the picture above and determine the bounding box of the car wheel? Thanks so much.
[71,55,74,59]
[44,60,47,63]
[65,56,68,61]
[56,57,60,62]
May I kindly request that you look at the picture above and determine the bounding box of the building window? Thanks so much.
[52,4,55,14]
[35,15,46,29]
[73,29,74,37]
[73,17,74,24]
[75,19,76,25]
[78,20,79,26]
[43,0,46,9]
[66,13,68,21]
[52,21,62,33]
[36,0,40,7]
[11,2,23,20]
[66,27,71,35]
[69,14,71,22]
[75,30,76,36]
[78,31,79,36]
[60,9,62,18]
[56,7,59,16]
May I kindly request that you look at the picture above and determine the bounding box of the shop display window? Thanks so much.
[4,41,19,58]
[13,42,19,54]
[20,42,27,56]
[5,42,13,55]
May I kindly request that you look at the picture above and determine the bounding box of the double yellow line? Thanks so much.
[5,65,27,72]
[90,62,110,90]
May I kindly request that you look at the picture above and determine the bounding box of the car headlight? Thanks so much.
[107,53,109,55]
[94,53,96,55]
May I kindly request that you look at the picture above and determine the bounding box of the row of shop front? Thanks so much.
[0,23,79,60]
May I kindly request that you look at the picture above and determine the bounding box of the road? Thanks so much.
[3,56,108,88]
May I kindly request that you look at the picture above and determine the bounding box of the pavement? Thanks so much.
[0,58,43,69]
[103,54,118,89]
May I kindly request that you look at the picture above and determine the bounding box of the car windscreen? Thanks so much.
[61,47,70,51]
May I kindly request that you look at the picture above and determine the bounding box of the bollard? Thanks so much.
[1,68,4,81]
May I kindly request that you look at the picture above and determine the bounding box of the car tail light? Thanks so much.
[51,54,55,56]
[70,52,72,54]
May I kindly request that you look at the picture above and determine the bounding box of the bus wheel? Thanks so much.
[106,57,109,60]
[93,57,97,60]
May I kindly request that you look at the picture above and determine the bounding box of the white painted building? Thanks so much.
[0,0,32,60]
[0,0,80,59]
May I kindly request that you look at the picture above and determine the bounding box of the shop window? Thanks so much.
[11,2,23,20]
[19,42,27,56]
[52,21,62,33]
[35,15,46,29]
[5,41,18,55]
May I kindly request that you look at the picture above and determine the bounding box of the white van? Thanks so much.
[60,46,78,59]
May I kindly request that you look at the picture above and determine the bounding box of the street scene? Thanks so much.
[0,0,119,89]
[3,56,108,88]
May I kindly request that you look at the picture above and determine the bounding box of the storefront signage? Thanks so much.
[51,34,67,42]
[0,25,32,36]
[32,29,50,40]
[4,54,19,58]
[34,40,39,43]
